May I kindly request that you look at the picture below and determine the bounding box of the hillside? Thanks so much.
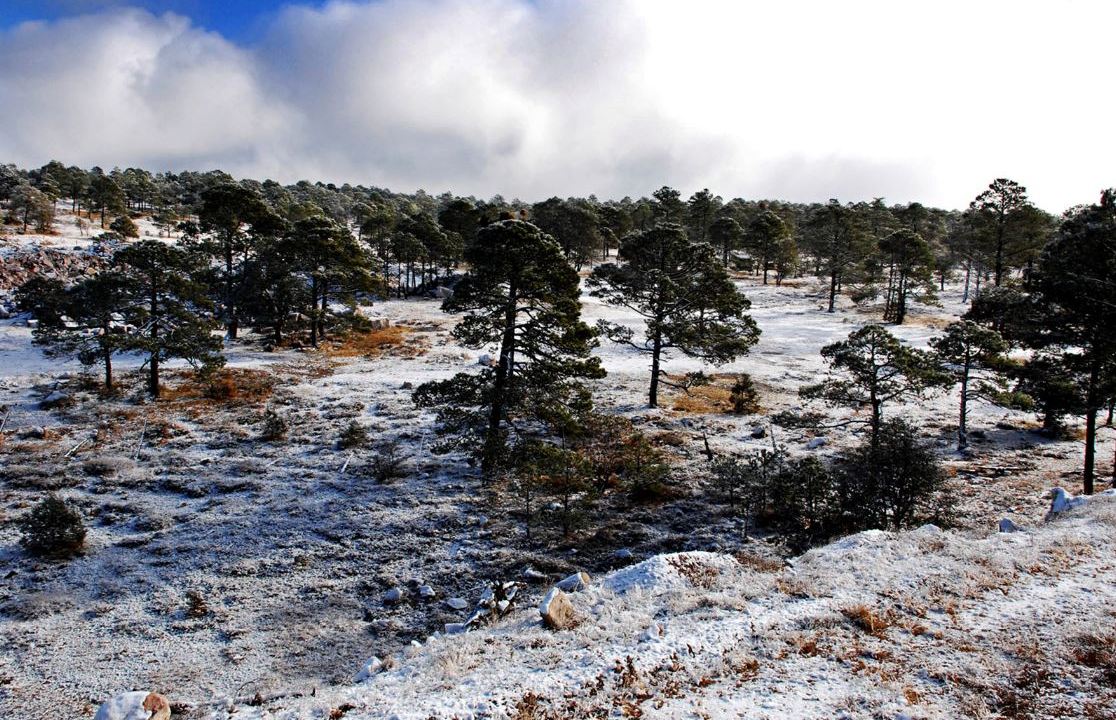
[214,497,1116,719]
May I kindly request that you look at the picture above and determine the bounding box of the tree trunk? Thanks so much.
[957,363,969,451]
[827,268,838,313]
[310,278,320,348]
[148,280,160,398]
[483,280,518,474]
[225,242,239,340]
[648,325,663,408]
[1083,359,1101,495]
[103,347,113,391]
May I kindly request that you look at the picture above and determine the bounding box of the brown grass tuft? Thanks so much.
[327,326,415,358]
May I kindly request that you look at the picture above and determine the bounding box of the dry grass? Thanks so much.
[666,555,721,589]
[840,604,897,637]
[326,325,416,358]
[666,373,750,414]
[161,368,276,406]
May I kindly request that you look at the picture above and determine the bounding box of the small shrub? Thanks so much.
[338,420,368,449]
[729,373,760,414]
[185,589,209,618]
[259,409,288,441]
[18,494,86,557]
[368,441,406,483]
[109,215,139,238]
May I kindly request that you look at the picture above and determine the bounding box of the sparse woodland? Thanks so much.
[2,161,1115,718]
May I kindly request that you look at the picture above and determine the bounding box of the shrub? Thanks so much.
[368,441,407,483]
[337,420,368,449]
[109,215,139,238]
[836,418,947,531]
[18,494,86,557]
[259,409,288,441]
[617,433,673,502]
[729,373,760,414]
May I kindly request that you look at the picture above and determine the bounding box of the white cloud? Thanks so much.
[0,0,1113,210]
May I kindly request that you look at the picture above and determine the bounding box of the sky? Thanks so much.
[0,0,1113,211]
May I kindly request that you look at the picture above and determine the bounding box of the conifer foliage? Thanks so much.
[588,223,759,408]
[414,220,604,473]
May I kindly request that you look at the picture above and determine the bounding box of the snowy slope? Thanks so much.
[215,497,1116,720]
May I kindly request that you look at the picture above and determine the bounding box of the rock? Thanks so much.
[555,571,591,592]
[806,437,827,450]
[353,656,383,682]
[94,691,170,720]
[477,354,498,367]
[418,585,436,599]
[998,518,1022,533]
[539,587,576,630]
[613,548,634,561]
[383,587,404,605]
[39,390,71,410]
[444,622,467,634]
[750,425,766,439]
[445,597,469,611]
[522,567,548,581]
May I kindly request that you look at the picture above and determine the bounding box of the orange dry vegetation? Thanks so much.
[161,368,276,406]
[327,326,416,358]
[666,373,743,414]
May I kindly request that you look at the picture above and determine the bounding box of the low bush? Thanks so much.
[18,494,86,557]
[338,420,369,449]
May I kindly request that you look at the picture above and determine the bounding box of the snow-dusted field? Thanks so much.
[1,217,1113,719]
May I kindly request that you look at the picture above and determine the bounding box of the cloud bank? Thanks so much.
[1,0,1113,210]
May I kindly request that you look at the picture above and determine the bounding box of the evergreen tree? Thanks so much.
[286,215,378,347]
[115,240,224,398]
[801,324,948,446]
[878,228,935,324]
[807,200,871,312]
[531,198,601,270]
[8,184,54,233]
[1027,189,1116,494]
[414,220,604,473]
[685,189,722,245]
[746,209,789,284]
[708,214,745,267]
[837,418,945,530]
[85,170,126,229]
[969,178,1048,287]
[194,183,281,339]
[588,223,760,408]
[32,271,133,391]
[929,321,1011,451]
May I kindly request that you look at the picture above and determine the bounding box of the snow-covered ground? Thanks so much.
[217,495,1116,719]
[1,214,1114,719]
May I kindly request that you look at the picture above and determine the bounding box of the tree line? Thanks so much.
[3,161,1113,504]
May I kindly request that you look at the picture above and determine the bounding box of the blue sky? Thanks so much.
[0,0,318,42]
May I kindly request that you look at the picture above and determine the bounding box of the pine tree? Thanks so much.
[929,321,1011,451]
[746,210,789,285]
[32,271,133,391]
[807,200,871,312]
[115,240,224,398]
[194,183,281,339]
[1027,189,1116,494]
[968,178,1050,287]
[708,214,745,267]
[801,324,948,446]
[588,223,760,408]
[878,228,935,324]
[285,215,379,346]
[414,220,604,473]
